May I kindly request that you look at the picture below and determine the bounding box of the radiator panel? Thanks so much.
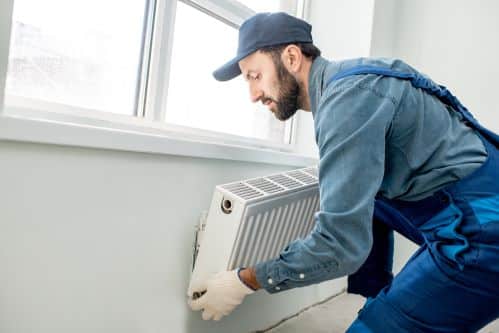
[228,187,319,269]
[190,166,319,289]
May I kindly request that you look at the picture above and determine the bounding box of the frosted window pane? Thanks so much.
[5,0,148,116]
[166,2,288,144]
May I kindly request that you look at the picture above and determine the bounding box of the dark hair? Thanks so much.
[259,42,321,65]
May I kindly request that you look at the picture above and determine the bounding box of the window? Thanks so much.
[166,1,289,144]
[3,0,304,151]
[5,0,151,116]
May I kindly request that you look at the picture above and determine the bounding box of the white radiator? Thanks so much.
[190,166,319,291]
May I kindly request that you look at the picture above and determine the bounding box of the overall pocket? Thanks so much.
[418,196,470,271]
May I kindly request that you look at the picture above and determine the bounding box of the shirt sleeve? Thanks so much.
[255,80,396,293]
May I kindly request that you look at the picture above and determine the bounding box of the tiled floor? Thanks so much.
[264,293,499,333]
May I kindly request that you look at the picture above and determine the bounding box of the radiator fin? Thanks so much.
[286,170,317,185]
[219,167,318,200]
[247,178,285,194]
[293,197,311,241]
[221,182,263,200]
[266,174,302,189]
[259,206,282,262]
[269,204,290,259]
[228,193,319,269]
[302,167,318,178]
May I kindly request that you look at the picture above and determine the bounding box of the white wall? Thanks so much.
[308,0,375,60]
[369,0,397,57]
[371,0,499,132]
[0,140,345,333]
[371,0,499,271]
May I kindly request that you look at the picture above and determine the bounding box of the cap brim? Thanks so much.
[213,51,253,81]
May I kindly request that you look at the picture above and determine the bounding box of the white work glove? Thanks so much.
[188,269,255,321]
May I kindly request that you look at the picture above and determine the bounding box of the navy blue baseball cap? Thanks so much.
[213,12,313,81]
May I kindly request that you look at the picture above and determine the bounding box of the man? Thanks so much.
[188,12,499,332]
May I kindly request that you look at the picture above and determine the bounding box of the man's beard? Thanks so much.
[273,61,302,121]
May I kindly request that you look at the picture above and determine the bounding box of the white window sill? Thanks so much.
[0,106,318,167]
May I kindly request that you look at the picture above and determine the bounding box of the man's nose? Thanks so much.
[249,84,263,103]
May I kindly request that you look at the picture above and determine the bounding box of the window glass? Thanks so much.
[166,2,288,144]
[5,0,149,116]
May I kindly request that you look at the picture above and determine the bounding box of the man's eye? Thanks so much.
[251,74,261,81]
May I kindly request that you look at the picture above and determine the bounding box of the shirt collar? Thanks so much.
[307,56,340,116]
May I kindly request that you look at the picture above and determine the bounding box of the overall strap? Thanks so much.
[326,65,499,147]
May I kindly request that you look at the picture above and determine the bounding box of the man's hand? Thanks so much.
[188,269,256,321]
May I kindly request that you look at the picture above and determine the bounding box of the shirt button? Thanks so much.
[299,273,305,279]
[268,278,273,285]
[275,286,281,291]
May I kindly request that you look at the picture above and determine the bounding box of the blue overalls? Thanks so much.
[326,66,499,332]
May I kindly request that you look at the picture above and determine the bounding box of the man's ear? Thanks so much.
[281,44,303,74]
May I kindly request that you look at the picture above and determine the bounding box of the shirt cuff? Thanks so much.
[255,258,322,294]
[255,259,288,293]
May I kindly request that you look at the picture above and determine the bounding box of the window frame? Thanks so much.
[146,0,302,149]
[0,0,317,166]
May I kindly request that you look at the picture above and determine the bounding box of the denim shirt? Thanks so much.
[254,56,487,294]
